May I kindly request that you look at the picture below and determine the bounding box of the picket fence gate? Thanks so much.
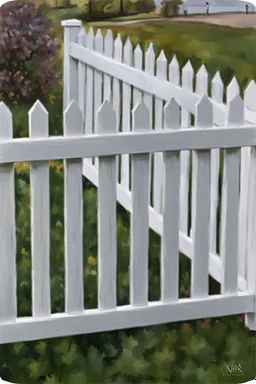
[0,19,256,346]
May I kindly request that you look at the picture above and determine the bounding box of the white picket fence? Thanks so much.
[0,19,256,346]
[63,20,256,284]
[0,92,255,344]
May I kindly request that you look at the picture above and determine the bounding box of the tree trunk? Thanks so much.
[88,0,92,18]
[120,0,125,15]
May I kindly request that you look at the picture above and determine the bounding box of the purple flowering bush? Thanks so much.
[0,1,59,103]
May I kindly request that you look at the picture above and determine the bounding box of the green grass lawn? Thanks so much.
[88,20,256,89]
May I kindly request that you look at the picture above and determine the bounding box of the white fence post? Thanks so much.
[220,94,243,294]
[191,95,212,298]
[180,60,193,236]
[131,101,150,306]
[161,99,180,303]
[97,101,117,310]
[0,103,16,323]
[210,72,223,254]
[63,101,84,314]
[121,37,132,190]
[154,50,167,214]
[29,101,51,317]
[191,64,208,240]
[62,19,82,111]
[77,28,87,126]
[245,137,256,331]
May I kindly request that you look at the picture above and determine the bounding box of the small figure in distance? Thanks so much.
[205,2,209,15]
[245,3,249,14]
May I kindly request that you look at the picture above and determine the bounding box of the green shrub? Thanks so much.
[0,163,255,384]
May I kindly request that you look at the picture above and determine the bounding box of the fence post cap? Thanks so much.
[61,19,82,27]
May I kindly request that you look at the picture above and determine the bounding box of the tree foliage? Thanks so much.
[160,0,183,17]
[0,1,59,103]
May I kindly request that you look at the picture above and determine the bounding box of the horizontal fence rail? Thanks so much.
[0,93,256,345]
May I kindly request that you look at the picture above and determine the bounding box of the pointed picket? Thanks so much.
[113,34,123,134]
[227,76,240,103]
[104,30,114,102]
[220,95,243,294]
[169,55,180,85]
[180,60,194,235]
[210,72,223,254]
[78,28,87,123]
[212,72,223,102]
[0,103,16,322]
[84,27,95,165]
[154,50,167,214]
[97,101,117,310]
[131,100,150,306]
[244,80,256,124]
[196,64,208,95]
[191,64,209,239]
[144,43,155,129]
[133,44,143,108]
[161,99,180,303]
[29,101,50,317]
[144,43,155,208]
[121,37,133,190]
[63,101,84,314]
[94,29,104,169]
[245,143,256,331]
[191,95,212,298]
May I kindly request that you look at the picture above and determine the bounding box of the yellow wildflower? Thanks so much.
[49,94,56,104]
[88,255,97,266]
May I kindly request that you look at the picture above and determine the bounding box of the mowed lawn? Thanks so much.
[88,20,256,88]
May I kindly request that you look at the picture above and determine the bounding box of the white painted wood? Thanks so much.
[153,50,167,214]
[191,95,212,298]
[77,28,87,124]
[161,99,180,303]
[29,101,51,317]
[180,60,193,235]
[62,20,81,109]
[83,159,247,294]
[104,30,113,102]
[242,81,256,282]
[0,292,253,344]
[97,102,117,310]
[144,43,155,129]
[70,42,232,126]
[191,64,208,239]
[133,44,143,107]
[245,146,256,330]
[1,124,256,165]
[131,101,150,306]
[0,102,16,323]
[144,43,155,207]
[227,76,240,103]
[220,95,242,294]
[113,34,123,135]
[112,34,122,182]
[94,29,104,170]
[84,27,95,165]
[210,72,223,254]
[121,37,133,190]
[227,78,248,281]
[244,80,256,113]
[169,55,180,86]
[63,101,84,313]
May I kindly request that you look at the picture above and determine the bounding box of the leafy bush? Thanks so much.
[0,162,255,383]
[0,1,59,103]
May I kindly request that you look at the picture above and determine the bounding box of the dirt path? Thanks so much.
[96,13,256,29]
[170,13,256,28]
